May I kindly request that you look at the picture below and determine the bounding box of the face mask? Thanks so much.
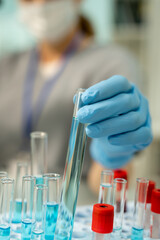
[19,0,79,43]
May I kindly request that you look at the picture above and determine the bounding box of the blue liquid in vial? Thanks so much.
[36,177,43,185]
[54,117,87,240]
[21,219,32,240]
[0,224,10,240]
[31,229,44,240]
[131,227,144,240]
[45,202,59,240]
[12,199,22,223]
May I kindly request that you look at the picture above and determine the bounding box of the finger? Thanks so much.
[77,88,140,124]
[81,75,132,104]
[109,126,153,147]
[85,96,148,138]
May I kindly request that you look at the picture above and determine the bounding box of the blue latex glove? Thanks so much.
[77,75,153,169]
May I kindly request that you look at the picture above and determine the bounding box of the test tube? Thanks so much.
[43,173,61,239]
[0,171,8,179]
[12,162,28,233]
[91,204,114,240]
[21,176,36,240]
[112,178,127,239]
[131,178,149,240]
[0,178,14,240]
[98,170,113,205]
[144,180,155,238]
[114,169,128,212]
[150,189,160,239]
[31,184,48,239]
[0,172,8,199]
[30,132,48,182]
[54,89,87,240]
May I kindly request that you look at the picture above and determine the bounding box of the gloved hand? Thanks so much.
[77,75,153,169]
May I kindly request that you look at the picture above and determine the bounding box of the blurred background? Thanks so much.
[0,0,160,204]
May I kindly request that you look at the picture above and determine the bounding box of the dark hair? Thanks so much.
[79,15,94,37]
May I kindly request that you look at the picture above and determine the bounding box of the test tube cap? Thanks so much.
[146,180,156,204]
[91,204,114,234]
[114,169,128,180]
[151,189,160,214]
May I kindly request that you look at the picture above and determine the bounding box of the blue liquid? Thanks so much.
[45,202,59,240]
[31,229,44,240]
[21,219,32,240]
[36,177,43,185]
[12,199,25,223]
[54,117,87,240]
[0,224,10,240]
[131,227,144,240]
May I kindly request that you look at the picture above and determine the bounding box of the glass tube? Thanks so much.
[0,172,8,179]
[150,189,160,239]
[12,162,28,233]
[98,170,113,205]
[21,176,36,240]
[131,178,149,240]
[31,184,48,239]
[43,173,61,240]
[112,178,127,239]
[144,180,155,238]
[30,132,48,180]
[0,172,8,200]
[54,89,87,240]
[0,178,14,240]
[93,232,111,240]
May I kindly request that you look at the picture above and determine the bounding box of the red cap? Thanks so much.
[114,169,128,180]
[114,169,128,190]
[151,189,160,214]
[146,181,156,203]
[91,204,114,234]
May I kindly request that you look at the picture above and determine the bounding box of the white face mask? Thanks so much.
[19,0,79,43]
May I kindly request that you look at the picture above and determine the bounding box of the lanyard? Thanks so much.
[22,34,82,141]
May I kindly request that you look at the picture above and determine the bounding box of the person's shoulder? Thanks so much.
[75,41,136,66]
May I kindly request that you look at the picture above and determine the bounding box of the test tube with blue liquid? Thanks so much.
[12,162,28,234]
[30,132,48,184]
[31,184,48,239]
[131,178,149,240]
[43,173,61,240]
[112,178,127,239]
[54,88,88,240]
[0,178,14,240]
[21,175,36,240]
[98,170,113,205]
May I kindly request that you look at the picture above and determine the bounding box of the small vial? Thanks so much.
[21,176,36,240]
[114,169,128,212]
[0,171,8,179]
[112,178,127,239]
[31,184,48,240]
[12,162,28,233]
[0,171,8,197]
[131,178,149,240]
[43,173,61,240]
[91,203,114,240]
[144,180,155,238]
[150,189,160,239]
[98,170,113,205]
[0,178,14,240]
[30,132,48,177]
